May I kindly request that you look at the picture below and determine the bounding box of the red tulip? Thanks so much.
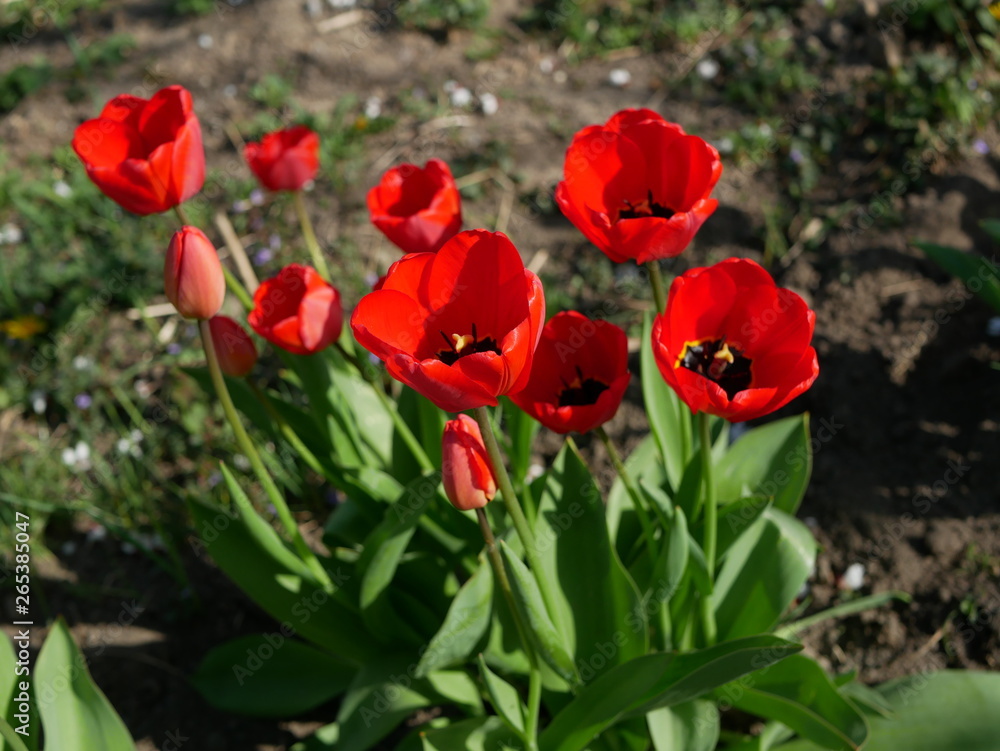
[555,108,721,264]
[351,230,545,413]
[510,311,629,434]
[248,264,343,355]
[208,315,258,377]
[442,414,497,511]
[367,158,462,254]
[72,85,205,216]
[651,258,818,422]
[244,125,320,192]
[163,226,225,320]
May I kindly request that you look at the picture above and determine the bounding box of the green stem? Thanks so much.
[223,266,254,310]
[293,190,331,280]
[473,406,561,625]
[335,343,434,473]
[698,411,718,645]
[595,426,657,562]
[199,320,334,591]
[173,204,191,226]
[647,261,667,313]
[475,508,541,751]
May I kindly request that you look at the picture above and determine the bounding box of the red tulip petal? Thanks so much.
[351,289,430,360]
[604,108,669,132]
[138,86,192,151]
[386,354,496,412]
[298,284,341,352]
[100,95,147,129]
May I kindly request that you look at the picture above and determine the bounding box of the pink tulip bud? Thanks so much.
[208,316,257,377]
[442,414,497,511]
[164,226,225,320]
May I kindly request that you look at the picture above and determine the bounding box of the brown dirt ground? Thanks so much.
[2,0,999,748]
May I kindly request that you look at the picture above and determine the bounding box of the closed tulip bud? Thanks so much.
[208,316,257,377]
[442,415,497,511]
[164,226,226,320]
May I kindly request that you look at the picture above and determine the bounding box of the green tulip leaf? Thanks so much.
[647,700,720,751]
[716,415,813,515]
[713,507,816,641]
[499,542,579,684]
[420,717,520,751]
[773,671,1000,751]
[34,618,135,751]
[415,556,493,677]
[641,312,688,491]
[725,655,868,750]
[532,441,648,682]
[191,635,355,717]
[189,465,376,663]
[539,635,802,751]
[916,241,1000,313]
[478,656,526,735]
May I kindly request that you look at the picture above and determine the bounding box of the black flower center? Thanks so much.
[437,323,501,365]
[678,338,753,399]
[557,366,609,407]
[618,190,675,221]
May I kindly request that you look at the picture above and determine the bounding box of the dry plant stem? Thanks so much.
[698,411,718,645]
[475,508,541,751]
[199,319,334,592]
[473,406,562,625]
[334,342,434,473]
[293,190,331,280]
[647,260,667,313]
[214,210,260,292]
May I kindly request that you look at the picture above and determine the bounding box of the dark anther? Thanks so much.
[679,338,753,399]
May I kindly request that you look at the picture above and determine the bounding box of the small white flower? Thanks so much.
[134,379,154,399]
[987,316,1000,337]
[116,437,132,454]
[234,454,251,471]
[86,525,107,543]
[480,92,499,116]
[525,463,546,483]
[53,180,73,198]
[197,33,214,49]
[364,96,382,119]
[758,123,773,137]
[608,68,631,87]
[443,79,459,93]
[73,355,93,371]
[30,390,47,415]
[715,137,735,155]
[539,57,555,74]
[450,87,473,108]
[0,223,23,245]
[696,58,720,80]
[840,563,865,591]
[61,447,77,467]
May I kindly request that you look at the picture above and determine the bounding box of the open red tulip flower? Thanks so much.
[351,230,545,413]
[248,264,343,355]
[72,85,205,216]
[442,414,497,511]
[510,311,629,434]
[555,108,721,264]
[651,258,819,423]
[367,158,462,254]
[244,125,320,192]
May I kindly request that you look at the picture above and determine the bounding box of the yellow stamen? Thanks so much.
[452,333,475,353]
[713,342,735,365]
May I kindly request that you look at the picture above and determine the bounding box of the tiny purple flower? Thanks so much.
[250,189,265,207]
[74,393,92,409]
[269,233,282,251]
[167,342,182,355]
[254,247,274,266]
[973,139,990,156]
[790,148,804,165]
